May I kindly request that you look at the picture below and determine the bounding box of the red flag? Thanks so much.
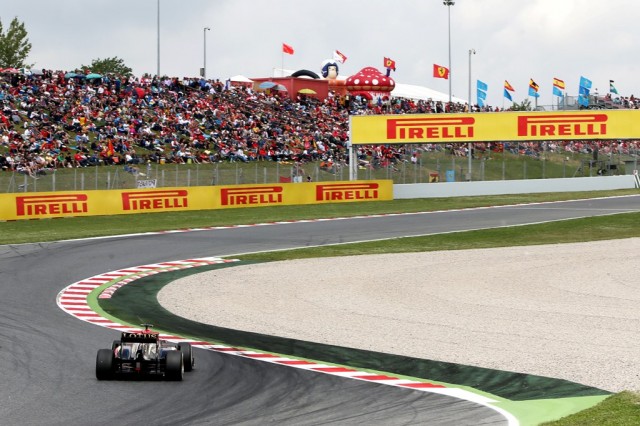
[107,140,114,156]
[383,57,396,71]
[282,43,294,55]
[433,64,449,79]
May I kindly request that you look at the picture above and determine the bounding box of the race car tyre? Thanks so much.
[111,340,121,351]
[178,343,194,372]
[96,349,115,380]
[165,350,184,381]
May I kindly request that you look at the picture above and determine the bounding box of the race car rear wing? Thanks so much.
[120,331,160,343]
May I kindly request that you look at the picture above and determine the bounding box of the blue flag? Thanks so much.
[578,95,589,107]
[477,89,486,107]
[504,88,513,101]
[528,86,540,97]
[578,76,591,106]
[476,80,487,107]
[553,86,563,97]
[579,76,592,90]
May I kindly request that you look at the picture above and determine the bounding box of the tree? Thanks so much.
[511,99,533,111]
[80,57,133,77]
[0,17,32,68]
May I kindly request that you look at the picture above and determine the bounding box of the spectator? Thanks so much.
[1,67,638,180]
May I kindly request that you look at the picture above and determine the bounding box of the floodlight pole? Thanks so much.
[468,48,475,181]
[468,49,475,112]
[444,0,455,107]
[204,27,211,79]
[157,0,160,77]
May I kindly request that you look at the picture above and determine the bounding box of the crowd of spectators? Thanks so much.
[1,68,638,178]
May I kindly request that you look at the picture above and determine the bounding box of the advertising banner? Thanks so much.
[0,180,393,221]
[350,110,640,144]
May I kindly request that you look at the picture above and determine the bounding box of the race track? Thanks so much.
[0,195,638,425]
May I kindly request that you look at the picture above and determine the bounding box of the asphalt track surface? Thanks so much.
[1,195,638,425]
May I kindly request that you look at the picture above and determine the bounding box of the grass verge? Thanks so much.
[539,391,640,425]
[234,211,640,262]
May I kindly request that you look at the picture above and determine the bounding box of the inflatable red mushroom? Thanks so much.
[345,67,395,92]
[345,66,394,102]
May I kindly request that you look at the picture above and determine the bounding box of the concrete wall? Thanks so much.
[394,175,639,199]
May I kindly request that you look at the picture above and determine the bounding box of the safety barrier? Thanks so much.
[0,180,393,221]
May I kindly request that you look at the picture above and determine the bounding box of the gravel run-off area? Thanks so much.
[158,238,640,392]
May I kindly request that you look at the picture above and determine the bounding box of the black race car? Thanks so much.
[96,324,194,381]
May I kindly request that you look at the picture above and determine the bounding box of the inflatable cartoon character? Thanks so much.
[321,60,339,80]
[321,59,347,95]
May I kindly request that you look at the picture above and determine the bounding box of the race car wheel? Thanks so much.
[111,340,121,351]
[178,343,194,372]
[96,349,115,380]
[165,350,184,381]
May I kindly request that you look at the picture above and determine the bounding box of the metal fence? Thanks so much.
[528,94,624,112]
[2,150,638,193]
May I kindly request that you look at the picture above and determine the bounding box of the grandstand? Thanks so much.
[1,68,638,191]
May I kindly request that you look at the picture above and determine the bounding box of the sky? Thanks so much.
[2,0,640,108]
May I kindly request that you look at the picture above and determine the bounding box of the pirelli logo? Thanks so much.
[220,186,283,206]
[16,194,88,217]
[316,183,379,202]
[518,114,608,137]
[121,190,188,211]
[386,117,475,140]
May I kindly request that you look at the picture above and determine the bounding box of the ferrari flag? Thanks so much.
[384,57,396,71]
[433,64,449,79]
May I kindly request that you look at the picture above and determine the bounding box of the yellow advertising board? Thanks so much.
[0,180,393,221]
[350,110,640,144]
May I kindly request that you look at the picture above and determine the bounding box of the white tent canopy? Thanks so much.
[392,82,467,104]
[228,75,253,83]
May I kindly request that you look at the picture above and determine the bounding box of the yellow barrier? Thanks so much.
[0,180,393,221]
[350,110,640,144]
